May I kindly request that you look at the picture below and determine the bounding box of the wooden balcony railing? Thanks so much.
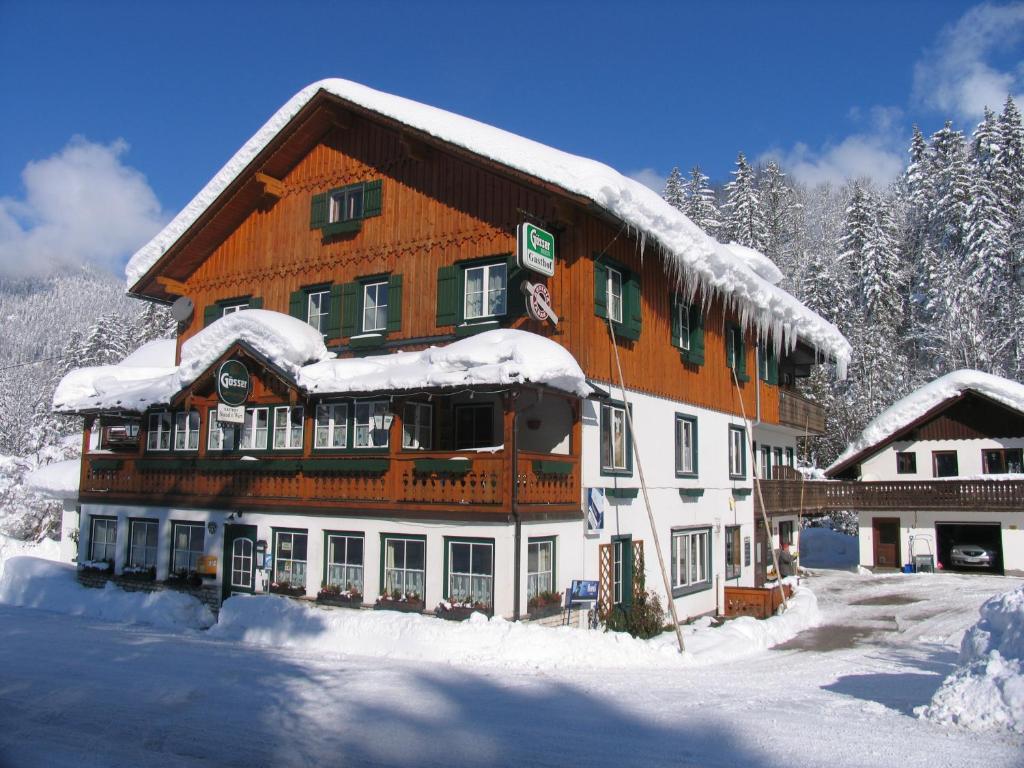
[778,389,826,434]
[757,478,1024,515]
[81,449,579,515]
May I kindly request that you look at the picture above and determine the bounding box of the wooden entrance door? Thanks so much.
[872,518,901,568]
[222,524,258,600]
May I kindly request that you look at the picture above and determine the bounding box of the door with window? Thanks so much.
[872,518,901,568]
[222,524,258,600]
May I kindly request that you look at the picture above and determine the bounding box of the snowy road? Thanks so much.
[1,570,1021,768]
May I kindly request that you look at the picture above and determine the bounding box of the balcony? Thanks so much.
[756,478,1024,515]
[777,389,826,434]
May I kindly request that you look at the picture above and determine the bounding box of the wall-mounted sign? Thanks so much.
[586,487,605,532]
[522,280,559,325]
[569,579,599,603]
[517,222,556,276]
[217,403,245,424]
[217,359,251,407]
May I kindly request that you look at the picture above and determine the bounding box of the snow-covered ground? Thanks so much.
[0,563,1021,767]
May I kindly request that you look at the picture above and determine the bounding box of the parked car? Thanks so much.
[950,543,995,568]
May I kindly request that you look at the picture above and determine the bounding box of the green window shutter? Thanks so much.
[289,290,306,321]
[249,297,263,310]
[436,265,458,327]
[325,284,344,339]
[341,282,360,338]
[363,180,382,218]
[618,273,642,340]
[767,350,779,386]
[670,293,682,348]
[387,274,403,332]
[687,305,705,365]
[310,193,328,230]
[737,334,748,378]
[726,327,736,369]
[594,260,608,319]
[506,254,525,318]
[203,305,220,327]
[621,538,634,609]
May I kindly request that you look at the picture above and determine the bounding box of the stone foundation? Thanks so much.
[76,570,222,616]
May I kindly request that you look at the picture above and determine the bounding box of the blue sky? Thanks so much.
[1,0,1022,278]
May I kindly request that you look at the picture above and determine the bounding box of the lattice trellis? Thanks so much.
[598,543,612,620]
[632,539,646,603]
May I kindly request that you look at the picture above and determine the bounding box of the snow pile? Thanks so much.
[829,370,1024,474]
[299,328,592,397]
[919,583,1024,734]
[723,242,785,285]
[799,527,859,570]
[55,322,590,413]
[124,78,849,372]
[0,534,60,580]
[210,584,819,670]
[24,458,80,500]
[0,556,215,630]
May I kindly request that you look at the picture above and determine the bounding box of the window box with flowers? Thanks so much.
[374,589,425,613]
[316,582,363,608]
[527,590,563,620]
[434,598,492,622]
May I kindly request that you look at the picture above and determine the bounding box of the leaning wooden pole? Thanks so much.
[607,317,686,654]
[731,368,789,611]
[796,414,810,571]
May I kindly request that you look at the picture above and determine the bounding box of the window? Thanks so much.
[760,445,772,480]
[447,539,494,609]
[383,536,425,599]
[307,289,331,335]
[896,451,917,474]
[127,519,158,569]
[677,300,690,351]
[274,529,307,588]
[527,538,555,601]
[325,533,363,593]
[725,526,742,580]
[315,403,348,449]
[671,295,704,365]
[612,538,626,605]
[607,267,624,323]
[402,402,432,450]
[353,400,389,449]
[330,185,364,223]
[273,406,304,450]
[726,324,749,381]
[221,302,248,316]
[173,410,200,452]
[455,403,495,449]
[171,522,205,574]
[362,281,388,333]
[146,411,172,451]
[671,527,711,596]
[674,414,698,476]
[464,262,507,320]
[89,517,116,563]
[773,447,784,473]
[932,451,959,478]
[203,297,262,326]
[601,402,631,475]
[982,448,1024,474]
[785,447,795,467]
[758,344,779,385]
[779,520,794,547]
[729,426,746,479]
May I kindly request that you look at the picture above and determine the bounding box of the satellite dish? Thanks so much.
[171,296,195,323]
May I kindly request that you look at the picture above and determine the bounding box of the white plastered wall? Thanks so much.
[860,437,1024,480]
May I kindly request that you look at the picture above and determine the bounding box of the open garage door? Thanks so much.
[935,522,1003,575]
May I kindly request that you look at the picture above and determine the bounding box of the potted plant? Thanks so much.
[269,580,307,597]
[120,565,157,582]
[374,589,425,613]
[78,558,113,575]
[316,582,363,608]
[435,599,491,621]
[527,590,563,619]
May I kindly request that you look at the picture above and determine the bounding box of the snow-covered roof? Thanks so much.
[827,370,1024,476]
[53,312,590,414]
[25,459,81,501]
[124,78,849,375]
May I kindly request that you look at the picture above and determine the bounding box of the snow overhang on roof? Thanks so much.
[53,313,591,414]
[124,78,850,376]
[825,370,1024,477]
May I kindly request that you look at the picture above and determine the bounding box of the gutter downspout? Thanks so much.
[511,402,521,622]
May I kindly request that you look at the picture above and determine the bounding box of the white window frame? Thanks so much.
[760,445,772,480]
[171,522,205,574]
[273,406,304,450]
[362,281,388,333]
[127,519,158,569]
[353,400,389,449]
[147,411,172,452]
[463,262,507,320]
[326,533,364,593]
[307,290,330,335]
[173,410,200,452]
[675,415,696,476]
[612,539,624,605]
[728,426,746,478]
[89,517,117,563]
[211,407,269,451]
[383,536,425,599]
[273,530,308,587]
[607,267,623,324]
[527,538,554,601]
[329,186,364,223]
[402,402,432,450]
[447,539,494,608]
[677,300,690,351]
[315,403,348,449]
[221,302,248,316]
[672,527,710,591]
[724,525,742,580]
[601,403,628,472]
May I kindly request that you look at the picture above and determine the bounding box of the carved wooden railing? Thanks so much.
[757,478,1024,515]
[515,451,580,506]
[778,389,826,434]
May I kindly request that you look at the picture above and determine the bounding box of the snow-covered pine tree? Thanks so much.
[662,167,685,212]
[681,165,721,240]
[759,160,799,268]
[721,152,768,251]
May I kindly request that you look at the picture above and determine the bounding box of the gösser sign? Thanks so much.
[517,222,556,277]
[217,359,251,407]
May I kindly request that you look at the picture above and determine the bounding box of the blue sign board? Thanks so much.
[586,487,605,532]
[569,579,599,603]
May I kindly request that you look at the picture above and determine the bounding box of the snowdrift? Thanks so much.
[24,458,81,500]
[209,584,820,670]
[918,583,1024,735]
[0,557,215,631]
[0,534,60,580]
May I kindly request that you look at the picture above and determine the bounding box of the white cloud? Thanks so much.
[0,137,166,279]
[627,167,666,193]
[912,2,1024,121]
[759,134,905,188]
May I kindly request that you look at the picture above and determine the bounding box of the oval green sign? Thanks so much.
[217,360,250,407]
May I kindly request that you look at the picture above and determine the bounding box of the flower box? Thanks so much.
[374,597,425,613]
[270,582,307,597]
[164,571,203,589]
[316,588,363,608]
[527,590,563,620]
[527,603,563,620]
[435,603,490,622]
[119,566,156,582]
